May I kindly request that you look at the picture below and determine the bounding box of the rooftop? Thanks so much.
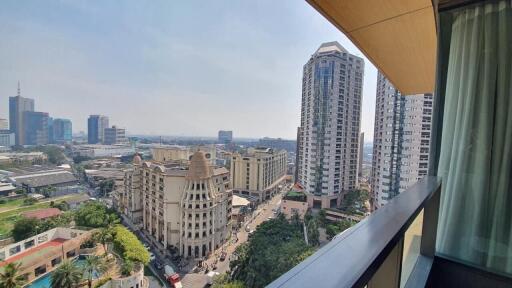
[22,208,62,220]
[11,170,77,188]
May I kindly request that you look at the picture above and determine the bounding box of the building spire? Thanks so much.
[17,81,20,97]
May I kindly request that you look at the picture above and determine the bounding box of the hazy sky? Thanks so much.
[0,0,377,141]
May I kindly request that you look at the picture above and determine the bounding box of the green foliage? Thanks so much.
[325,219,354,240]
[83,255,107,288]
[93,228,113,254]
[0,199,6,205]
[230,216,314,287]
[73,156,91,164]
[50,260,83,288]
[317,209,327,228]
[92,277,111,288]
[36,146,66,165]
[306,217,320,246]
[120,260,134,277]
[112,226,149,265]
[99,179,115,196]
[0,262,25,288]
[50,201,70,211]
[74,202,118,228]
[11,217,40,241]
[340,189,369,214]
[12,211,74,241]
[22,198,38,206]
[213,273,245,288]
[40,186,57,198]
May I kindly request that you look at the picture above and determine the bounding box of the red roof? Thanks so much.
[22,208,62,220]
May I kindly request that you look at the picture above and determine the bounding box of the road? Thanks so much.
[180,184,290,287]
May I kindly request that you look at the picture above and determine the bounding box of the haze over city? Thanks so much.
[0,0,377,140]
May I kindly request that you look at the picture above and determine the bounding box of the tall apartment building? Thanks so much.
[230,147,287,202]
[104,126,127,145]
[296,42,364,209]
[9,90,35,146]
[23,111,49,146]
[52,118,72,144]
[358,132,364,178]
[370,73,433,210]
[87,115,109,144]
[119,151,232,257]
[218,130,233,144]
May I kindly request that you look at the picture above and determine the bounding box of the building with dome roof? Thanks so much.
[117,151,232,256]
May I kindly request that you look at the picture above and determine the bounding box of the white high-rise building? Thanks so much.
[297,42,364,209]
[371,72,433,210]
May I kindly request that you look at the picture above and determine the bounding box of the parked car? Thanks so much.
[220,252,227,261]
[154,260,163,270]
[149,252,156,261]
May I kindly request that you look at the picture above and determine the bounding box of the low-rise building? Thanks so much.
[230,147,287,202]
[281,184,308,220]
[0,228,94,283]
[73,144,135,158]
[0,152,48,165]
[0,182,16,196]
[9,169,78,195]
[151,145,216,165]
[0,131,15,148]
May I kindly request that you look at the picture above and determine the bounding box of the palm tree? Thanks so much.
[0,262,25,288]
[83,255,106,288]
[50,260,82,288]
[93,228,113,254]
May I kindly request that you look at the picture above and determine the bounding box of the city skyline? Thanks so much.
[0,0,377,140]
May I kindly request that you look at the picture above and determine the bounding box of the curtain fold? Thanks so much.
[437,0,512,275]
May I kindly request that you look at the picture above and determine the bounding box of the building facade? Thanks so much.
[218,130,233,144]
[87,115,109,144]
[370,73,433,210]
[151,145,216,165]
[9,94,34,146]
[230,147,287,202]
[0,119,7,130]
[122,151,232,257]
[358,132,364,178]
[104,126,127,145]
[0,131,15,148]
[23,111,49,146]
[52,118,72,144]
[297,42,364,209]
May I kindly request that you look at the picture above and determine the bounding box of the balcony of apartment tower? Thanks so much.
[269,0,512,287]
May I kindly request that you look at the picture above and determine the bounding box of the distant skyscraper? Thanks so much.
[370,72,433,210]
[297,42,364,209]
[104,126,127,145]
[9,83,35,145]
[218,130,233,144]
[23,111,49,145]
[0,119,8,130]
[53,118,73,143]
[88,115,109,144]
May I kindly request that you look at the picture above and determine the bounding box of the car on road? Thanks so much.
[153,260,163,270]
[143,243,150,250]
[149,252,156,261]
[220,251,227,261]
[245,225,251,232]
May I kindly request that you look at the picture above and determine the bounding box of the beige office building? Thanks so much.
[230,147,287,202]
[121,151,232,257]
[151,145,216,165]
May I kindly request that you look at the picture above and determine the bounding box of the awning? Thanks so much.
[307,0,437,95]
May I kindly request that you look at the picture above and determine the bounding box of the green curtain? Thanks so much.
[437,0,512,275]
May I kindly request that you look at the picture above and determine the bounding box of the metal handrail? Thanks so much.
[268,176,441,288]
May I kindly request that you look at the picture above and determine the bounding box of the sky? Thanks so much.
[0,0,377,141]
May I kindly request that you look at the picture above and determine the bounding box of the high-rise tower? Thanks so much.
[9,83,35,145]
[370,72,433,210]
[297,42,364,209]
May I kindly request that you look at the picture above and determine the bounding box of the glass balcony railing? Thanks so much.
[268,176,441,288]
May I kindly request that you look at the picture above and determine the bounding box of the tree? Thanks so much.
[0,262,25,288]
[12,218,41,241]
[50,260,83,288]
[212,273,245,288]
[74,202,118,228]
[83,255,106,288]
[112,226,149,265]
[230,217,314,287]
[40,186,57,198]
[325,220,354,240]
[22,197,38,206]
[120,259,134,277]
[306,218,320,246]
[93,228,113,253]
[99,180,115,197]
